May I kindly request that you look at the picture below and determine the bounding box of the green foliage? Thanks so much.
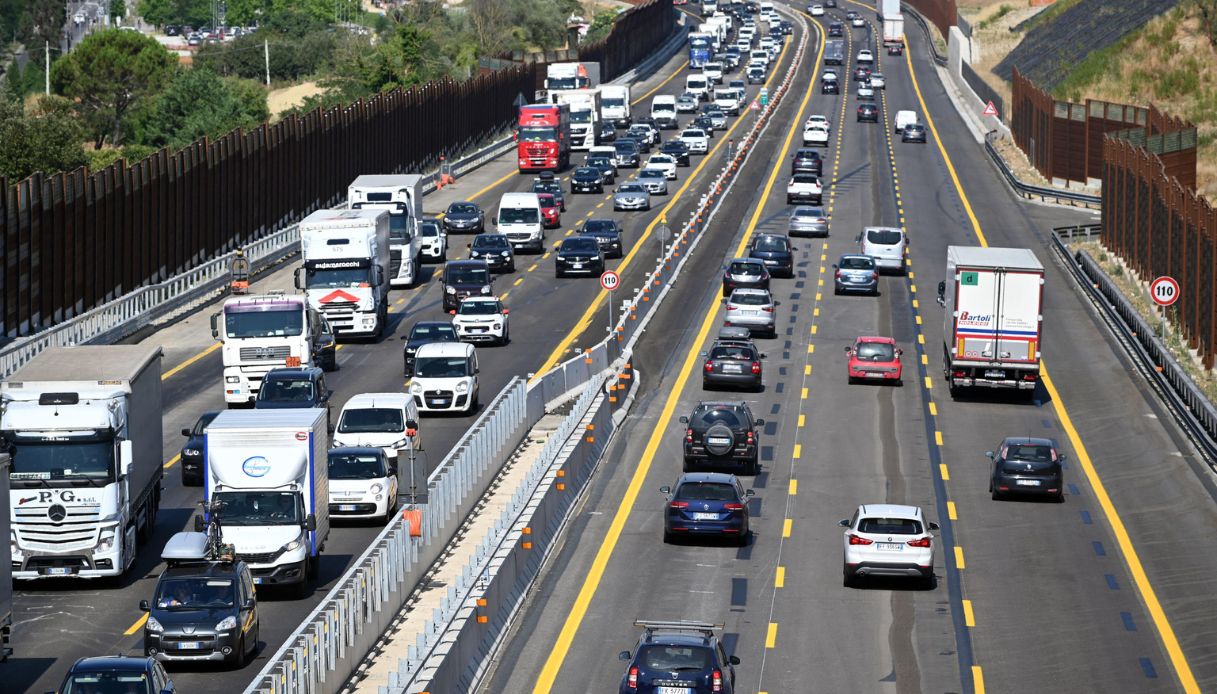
[584,10,618,43]
[129,68,268,149]
[85,147,125,170]
[1051,30,1139,101]
[510,0,568,50]
[52,29,177,147]
[978,4,1013,30]
[1018,0,1086,34]
[194,30,342,82]
[138,0,211,27]
[0,95,88,180]
[17,0,67,49]
[4,57,54,99]
[111,0,127,16]
[0,0,26,40]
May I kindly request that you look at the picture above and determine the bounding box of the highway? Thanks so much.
[5,13,805,693]
[480,3,1217,694]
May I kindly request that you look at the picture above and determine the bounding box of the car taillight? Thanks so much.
[686,428,694,443]
[727,304,739,310]
[713,669,724,691]
[670,500,690,509]
[762,305,774,312]
[1023,373,1038,381]
[627,666,639,689]
[907,537,932,548]
[871,271,879,280]
[848,533,873,545]
[724,503,744,511]
[746,430,755,444]
[751,362,761,374]
[705,360,715,372]
[952,370,968,378]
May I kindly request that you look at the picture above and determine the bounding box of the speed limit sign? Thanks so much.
[600,270,620,291]
[1150,276,1179,307]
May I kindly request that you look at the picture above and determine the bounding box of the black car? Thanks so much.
[531,179,566,211]
[660,139,692,166]
[179,411,221,486]
[828,22,844,37]
[692,114,717,136]
[141,532,259,665]
[821,76,840,94]
[403,320,458,376]
[748,232,796,278]
[613,139,642,168]
[780,19,793,35]
[702,338,765,391]
[57,655,174,694]
[314,314,338,371]
[722,257,771,295]
[660,472,755,545]
[571,166,605,193]
[442,259,493,311]
[555,236,605,278]
[988,437,1066,501]
[902,122,927,143]
[468,232,516,273]
[580,219,625,258]
[618,621,740,694]
[857,103,879,122]
[623,130,652,153]
[747,67,766,84]
[165,24,181,36]
[586,154,618,183]
[442,201,484,233]
[255,367,332,415]
[790,147,823,175]
[597,119,617,143]
[680,401,763,475]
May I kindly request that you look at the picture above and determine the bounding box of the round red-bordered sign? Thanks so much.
[1150,276,1179,307]
[600,270,620,291]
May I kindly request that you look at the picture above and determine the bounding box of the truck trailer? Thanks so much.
[296,208,392,338]
[937,246,1045,396]
[600,84,632,128]
[549,88,602,150]
[347,174,423,288]
[2,345,163,580]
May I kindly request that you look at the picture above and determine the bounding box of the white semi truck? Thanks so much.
[2,345,163,580]
[600,84,632,128]
[549,88,602,150]
[203,408,329,595]
[212,293,329,406]
[348,174,423,288]
[296,209,392,339]
[544,61,601,91]
[937,246,1045,397]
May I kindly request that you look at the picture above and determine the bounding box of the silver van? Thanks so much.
[858,226,907,274]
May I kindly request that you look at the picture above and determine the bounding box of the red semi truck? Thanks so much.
[517,104,571,173]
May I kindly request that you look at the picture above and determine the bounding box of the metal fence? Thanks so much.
[903,0,958,41]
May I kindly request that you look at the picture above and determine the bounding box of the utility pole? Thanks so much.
[263,39,270,87]
[45,41,50,96]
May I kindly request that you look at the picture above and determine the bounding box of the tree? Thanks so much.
[52,28,176,147]
[110,0,127,18]
[509,0,567,50]
[131,68,267,149]
[0,95,88,180]
[469,0,514,57]
[584,9,618,43]
[18,0,66,50]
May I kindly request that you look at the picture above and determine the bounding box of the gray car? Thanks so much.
[723,288,779,338]
[638,168,670,195]
[788,206,829,237]
[613,182,652,211]
[833,254,879,295]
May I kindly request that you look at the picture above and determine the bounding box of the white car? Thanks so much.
[327,447,400,522]
[410,341,480,414]
[680,128,710,154]
[857,49,874,64]
[703,62,725,84]
[786,173,823,204]
[802,124,829,147]
[638,168,670,195]
[809,4,825,15]
[676,93,700,113]
[868,72,885,89]
[646,154,678,180]
[332,392,421,462]
[418,218,447,262]
[840,503,938,589]
[851,15,865,27]
[805,114,831,132]
[451,296,510,345]
[856,84,875,100]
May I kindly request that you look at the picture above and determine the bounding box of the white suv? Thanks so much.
[332,392,420,461]
[840,504,939,588]
[858,225,907,273]
[451,296,510,345]
[802,123,829,147]
[680,128,710,154]
[411,341,480,414]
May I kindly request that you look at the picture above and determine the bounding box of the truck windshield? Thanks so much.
[225,308,304,338]
[7,439,115,483]
[305,266,373,289]
[328,452,388,480]
[569,111,592,123]
[518,127,557,142]
[214,491,301,526]
[603,98,625,108]
[548,77,578,89]
[388,214,413,244]
[338,408,404,433]
[415,357,470,378]
[499,208,539,225]
[154,577,236,610]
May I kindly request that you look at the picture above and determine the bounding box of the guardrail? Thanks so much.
[984,131,1102,208]
[1051,228,1217,468]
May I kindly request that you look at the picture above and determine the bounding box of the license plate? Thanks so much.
[985,370,1005,378]
[657,687,693,694]
[1016,479,1041,486]
[470,327,486,332]
[876,542,903,551]
[572,263,584,269]
[722,364,743,373]
[44,567,72,576]
[692,512,719,521]
[253,577,264,584]
[708,437,732,446]
[428,399,449,406]
[177,641,203,650]
[339,504,360,511]
[866,372,886,378]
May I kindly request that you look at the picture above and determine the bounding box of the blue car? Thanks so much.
[833,253,879,295]
[660,472,754,545]
[618,620,740,694]
[56,655,175,694]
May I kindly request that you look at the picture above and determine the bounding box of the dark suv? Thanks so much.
[254,367,332,416]
[660,472,755,545]
[702,338,765,391]
[442,259,493,311]
[618,620,740,694]
[179,411,221,486]
[857,103,879,122]
[988,437,1066,501]
[790,147,822,175]
[580,219,625,258]
[679,401,764,475]
[57,655,175,694]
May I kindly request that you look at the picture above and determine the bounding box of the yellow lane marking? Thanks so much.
[789,479,798,495]
[513,278,523,286]
[782,518,793,538]
[528,264,538,272]
[923,376,932,389]
[124,613,149,636]
[928,401,937,416]
[395,297,406,305]
[775,567,785,588]
[499,292,509,300]
[947,501,958,520]
[161,342,221,380]
[955,546,966,570]
[335,344,346,351]
[973,667,986,694]
[797,414,805,427]
[792,444,802,459]
[163,454,181,470]
[803,364,811,376]
[939,464,950,481]
[801,387,808,400]
[765,622,778,649]
[963,599,976,627]
[807,344,814,353]
[934,430,943,446]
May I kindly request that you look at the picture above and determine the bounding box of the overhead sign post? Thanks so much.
[1150,275,1179,339]
[601,270,620,337]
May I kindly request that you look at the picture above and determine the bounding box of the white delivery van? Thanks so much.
[894,110,918,133]
[685,74,710,101]
[332,392,420,462]
[859,226,907,273]
[651,94,678,129]
[750,48,770,67]
[410,342,481,415]
[496,192,545,253]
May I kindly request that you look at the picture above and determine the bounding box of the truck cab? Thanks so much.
[347,174,423,288]
[211,294,327,406]
[295,208,391,339]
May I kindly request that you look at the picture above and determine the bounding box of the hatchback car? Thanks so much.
[700,104,728,130]
[617,621,740,694]
[857,48,874,63]
[840,504,938,588]
[868,72,886,88]
[531,179,565,211]
[822,75,840,94]
[638,168,670,195]
[403,320,458,376]
[179,411,221,486]
[555,235,606,277]
[57,655,175,694]
[580,219,625,258]
[693,114,718,135]
[680,401,764,475]
[788,206,829,237]
[702,338,765,391]
[809,3,824,15]
[845,336,903,385]
[858,225,907,273]
[748,233,796,277]
[571,166,604,193]
[723,288,779,338]
[538,192,561,229]
[254,367,331,412]
[853,65,871,82]
[857,103,879,122]
[467,232,515,273]
[747,66,766,83]
[441,259,492,312]
[418,217,448,262]
[833,254,879,295]
[328,446,399,521]
[722,257,771,295]
[790,148,823,175]
[586,154,618,183]
[661,139,692,166]
[442,201,484,233]
[987,437,1066,501]
[450,296,510,345]
[902,123,927,143]
[660,473,755,545]
[622,134,652,156]
[676,93,699,113]
[613,182,652,211]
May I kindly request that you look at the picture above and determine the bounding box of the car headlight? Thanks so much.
[411,382,424,394]
[501,250,510,257]
[369,483,383,494]
[284,535,303,552]
[332,438,348,447]
[445,286,456,294]
[480,285,491,294]
[470,251,480,258]
[146,616,164,633]
[226,376,240,383]
[215,616,237,632]
[456,381,470,393]
[96,533,116,552]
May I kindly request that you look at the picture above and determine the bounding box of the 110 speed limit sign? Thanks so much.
[1150,276,1179,307]
[600,270,620,291]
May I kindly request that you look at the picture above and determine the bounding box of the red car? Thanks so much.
[538,193,561,229]
[844,336,903,385]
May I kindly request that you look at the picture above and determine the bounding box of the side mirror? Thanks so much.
[729,655,741,665]
[984,451,994,459]
[679,415,690,424]
[388,465,398,476]
[406,419,419,432]
[375,265,385,286]
[304,514,317,532]
[745,489,755,496]
[210,313,221,339]
[838,519,850,528]
[181,428,192,437]
[119,440,134,478]
[754,418,765,426]
[843,345,852,353]
[831,263,838,269]
[618,650,632,661]
[466,243,472,249]
[774,300,781,306]
[243,598,256,610]
[659,485,671,494]
[293,267,304,290]
[929,521,941,531]
[139,599,150,612]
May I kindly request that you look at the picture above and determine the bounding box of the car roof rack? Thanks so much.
[634,620,722,637]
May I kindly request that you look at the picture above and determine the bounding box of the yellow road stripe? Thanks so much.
[775,566,785,588]
[963,599,976,627]
[928,401,937,416]
[797,414,805,427]
[513,278,523,286]
[792,444,802,459]
[789,479,797,495]
[955,546,966,570]
[947,501,957,520]
[973,666,986,694]
[801,387,808,400]
[939,464,950,481]
[124,613,149,636]
[161,342,221,380]
[163,454,181,470]
[782,518,793,538]
[934,430,943,446]
[765,622,778,649]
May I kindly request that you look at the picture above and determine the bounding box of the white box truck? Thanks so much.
[0,453,11,658]
[203,408,329,595]
[883,12,904,48]
[544,62,600,91]
[211,293,328,406]
[295,209,391,339]
[937,246,1045,396]
[878,0,901,16]
[348,174,423,288]
[2,345,163,580]
[600,84,631,128]
[549,88,602,150]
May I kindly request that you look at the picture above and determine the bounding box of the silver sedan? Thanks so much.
[613,182,652,211]
[637,169,669,195]
[722,288,779,338]
[788,206,829,237]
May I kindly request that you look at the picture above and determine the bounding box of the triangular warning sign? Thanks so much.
[983,100,998,117]
[749,99,760,111]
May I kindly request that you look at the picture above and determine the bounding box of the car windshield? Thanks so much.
[732,292,770,306]
[619,184,646,193]
[412,325,457,343]
[697,408,743,426]
[754,237,789,252]
[793,208,823,220]
[338,407,404,433]
[62,671,152,694]
[562,238,599,252]
[224,307,304,338]
[859,517,923,534]
[191,412,220,436]
[641,170,664,179]
[839,256,874,270]
[154,577,236,611]
[583,220,617,233]
[867,229,903,245]
[447,203,478,215]
[538,196,557,209]
[257,377,314,403]
[328,452,388,479]
[420,220,441,237]
[458,300,500,315]
[638,645,712,671]
[1004,443,1055,462]
[684,129,706,138]
[500,204,542,224]
[711,345,754,360]
[473,235,510,250]
[214,490,301,526]
[855,342,895,361]
[575,168,599,178]
[414,356,469,378]
[729,262,763,276]
[677,482,738,501]
[532,182,560,194]
[588,157,612,167]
